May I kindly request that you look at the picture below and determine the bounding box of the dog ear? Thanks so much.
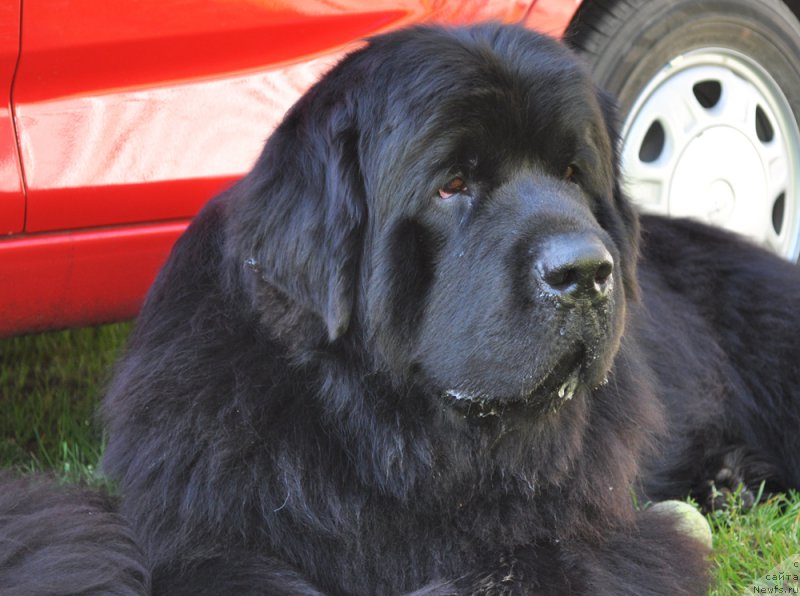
[225,82,366,342]
[595,87,641,301]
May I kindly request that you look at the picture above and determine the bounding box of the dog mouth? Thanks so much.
[443,346,593,418]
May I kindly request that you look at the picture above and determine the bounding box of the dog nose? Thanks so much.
[535,234,614,300]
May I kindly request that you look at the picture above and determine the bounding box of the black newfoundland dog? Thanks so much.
[4,23,800,595]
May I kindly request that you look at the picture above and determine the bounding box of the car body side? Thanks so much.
[0,0,581,336]
[6,0,800,336]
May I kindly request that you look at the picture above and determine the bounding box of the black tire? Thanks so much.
[567,0,800,260]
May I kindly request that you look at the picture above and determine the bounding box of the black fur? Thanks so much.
[0,474,148,595]
[4,23,800,594]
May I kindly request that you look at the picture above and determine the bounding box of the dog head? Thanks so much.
[225,24,640,417]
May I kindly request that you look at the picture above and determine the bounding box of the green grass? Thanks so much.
[1,326,799,593]
[0,324,130,483]
[709,489,800,594]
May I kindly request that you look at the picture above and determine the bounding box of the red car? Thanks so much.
[2,0,799,336]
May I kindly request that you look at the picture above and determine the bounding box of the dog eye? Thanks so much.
[438,176,468,200]
[564,164,578,182]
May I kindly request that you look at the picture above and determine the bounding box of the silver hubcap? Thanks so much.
[621,48,800,259]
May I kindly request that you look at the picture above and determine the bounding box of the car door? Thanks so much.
[0,0,24,236]
[2,0,532,336]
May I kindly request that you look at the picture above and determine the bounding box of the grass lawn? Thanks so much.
[0,324,129,483]
[1,325,798,593]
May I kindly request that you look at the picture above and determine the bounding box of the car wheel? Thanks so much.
[568,0,800,260]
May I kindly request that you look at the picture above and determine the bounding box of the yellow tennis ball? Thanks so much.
[650,500,713,549]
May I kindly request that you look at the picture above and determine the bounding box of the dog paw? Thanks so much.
[703,464,755,512]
